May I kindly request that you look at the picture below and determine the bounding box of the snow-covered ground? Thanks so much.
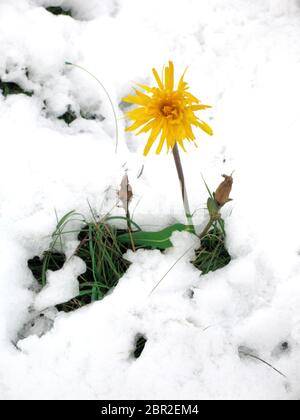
[1,0,300,400]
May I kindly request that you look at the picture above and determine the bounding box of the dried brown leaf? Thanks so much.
[118,174,133,210]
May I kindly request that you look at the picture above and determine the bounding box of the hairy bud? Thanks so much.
[214,174,233,207]
[118,174,133,211]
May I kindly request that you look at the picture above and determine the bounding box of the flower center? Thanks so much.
[160,102,179,120]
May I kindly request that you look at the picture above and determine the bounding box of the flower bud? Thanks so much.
[118,174,133,210]
[214,174,233,207]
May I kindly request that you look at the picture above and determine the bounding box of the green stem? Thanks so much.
[199,218,214,240]
[172,144,195,234]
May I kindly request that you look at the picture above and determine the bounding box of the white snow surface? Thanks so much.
[34,256,86,312]
[1,0,300,400]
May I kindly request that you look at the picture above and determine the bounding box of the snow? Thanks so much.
[34,256,86,312]
[1,0,300,400]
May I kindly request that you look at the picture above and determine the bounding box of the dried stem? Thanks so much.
[126,207,136,252]
[172,144,195,234]
[119,173,135,252]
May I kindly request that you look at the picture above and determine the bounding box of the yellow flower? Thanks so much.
[123,61,213,156]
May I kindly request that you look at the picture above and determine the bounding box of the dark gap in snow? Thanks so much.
[80,110,105,122]
[58,105,106,126]
[133,334,147,359]
[46,7,72,18]
[58,106,77,125]
[28,252,66,282]
[0,80,33,98]
[45,4,120,21]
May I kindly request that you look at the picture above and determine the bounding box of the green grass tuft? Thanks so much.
[193,222,231,275]
[28,211,132,312]
[27,205,231,313]
[74,222,130,305]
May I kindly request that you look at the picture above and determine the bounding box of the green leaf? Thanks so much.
[117,224,189,250]
[201,174,214,200]
[207,197,220,220]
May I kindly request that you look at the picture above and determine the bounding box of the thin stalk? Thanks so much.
[149,244,195,296]
[199,219,214,240]
[172,144,195,233]
[126,208,136,252]
[65,62,119,153]
[239,350,287,379]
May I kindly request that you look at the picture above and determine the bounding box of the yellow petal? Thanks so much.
[137,119,155,134]
[135,89,151,99]
[127,107,147,118]
[177,139,187,153]
[181,118,196,140]
[164,125,176,151]
[144,120,163,156]
[195,120,214,135]
[123,94,149,106]
[135,83,155,93]
[165,61,174,91]
[184,91,200,103]
[178,67,188,91]
[126,119,150,132]
[155,122,168,154]
[190,104,212,111]
[152,68,164,90]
